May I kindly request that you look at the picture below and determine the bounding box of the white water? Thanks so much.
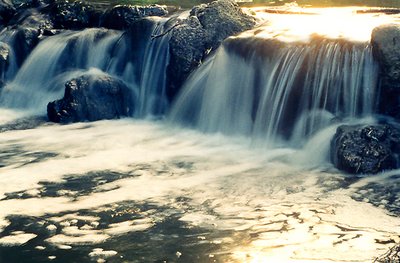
[0,18,171,117]
[0,6,400,262]
[0,118,399,262]
[170,39,378,146]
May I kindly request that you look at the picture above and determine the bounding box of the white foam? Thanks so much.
[0,232,37,246]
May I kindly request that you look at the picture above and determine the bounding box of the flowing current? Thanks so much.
[1,7,400,263]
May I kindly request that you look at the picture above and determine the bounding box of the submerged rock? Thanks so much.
[372,24,400,119]
[167,0,256,99]
[331,124,400,174]
[101,4,168,30]
[47,73,134,123]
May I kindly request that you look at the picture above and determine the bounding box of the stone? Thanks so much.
[47,73,134,123]
[331,124,400,174]
[167,0,256,99]
[100,4,168,30]
[372,24,400,119]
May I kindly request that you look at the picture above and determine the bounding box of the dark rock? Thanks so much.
[13,26,40,66]
[167,0,256,99]
[47,73,134,123]
[0,41,10,87]
[100,4,168,30]
[371,24,400,119]
[331,124,400,174]
[44,0,99,30]
[0,0,16,25]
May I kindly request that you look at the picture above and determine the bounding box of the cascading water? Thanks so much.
[2,5,400,263]
[170,37,379,146]
[0,17,171,117]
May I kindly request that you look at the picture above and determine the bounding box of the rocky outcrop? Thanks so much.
[44,0,99,30]
[101,4,168,30]
[166,0,256,99]
[331,124,400,174]
[372,24,400,119]
[0,41,10,87]
[0,0,16,25]
[47,74,134,123]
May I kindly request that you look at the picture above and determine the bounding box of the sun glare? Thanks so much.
[244,6,400,42]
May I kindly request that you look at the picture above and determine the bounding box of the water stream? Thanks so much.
[0,6,400,263]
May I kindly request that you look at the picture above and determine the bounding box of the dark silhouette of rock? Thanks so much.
[167,0,256,99]
[0,41,10,87]
[372,24,400,119]
[101,4,168,30]
[44,0,99,30]
[0,0,16,25]
[47,73,134,123]
[331,124,400,174]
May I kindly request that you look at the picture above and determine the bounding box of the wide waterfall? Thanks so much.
[0,18,171,117]
[2,2,400,262]
[170,37,379,146]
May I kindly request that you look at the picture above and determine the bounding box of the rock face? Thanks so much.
[0,0,16,25]
[101,4,168,30]
[371,24,400,119]
[47,74,134,123]
[331,124,400,174]
[44,0,99,29]
[0,41,10,87]
[167,0,256,98]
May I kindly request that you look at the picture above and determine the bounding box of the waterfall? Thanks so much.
[169,37,379,146]
[0,18,171,117]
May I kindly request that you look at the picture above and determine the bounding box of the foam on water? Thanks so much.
[1,117,400,261]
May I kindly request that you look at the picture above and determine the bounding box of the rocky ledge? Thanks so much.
[331,124,400,175]
[47,73,134,123]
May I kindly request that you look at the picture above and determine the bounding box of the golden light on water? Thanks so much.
[244,6,400,42]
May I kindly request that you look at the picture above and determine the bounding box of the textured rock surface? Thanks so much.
[167,0,256,99]
[331,124,400,174]
[372,24,400,119]
[101,4,168,30]
[47,74,133,123]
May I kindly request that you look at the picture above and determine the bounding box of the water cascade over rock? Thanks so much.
[170,37,379,146]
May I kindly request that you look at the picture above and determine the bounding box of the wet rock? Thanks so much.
[0,0,16,25]
[331,124,400,174]
[0,41,10,87]
[167,0,256,99]
[44,0,99,30]
[13,26,40,66]
[47,73,134,123]
[372,24,400,119]
[101,4,168,30]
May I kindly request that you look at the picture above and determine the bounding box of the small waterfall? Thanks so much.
[0,18,171,117]
[169,37,379,146]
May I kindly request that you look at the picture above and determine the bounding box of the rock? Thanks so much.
[0,41,10,87]
[331,124,400,174]
[167,0,256,99]
[47,73,134,123]
[101,4,168,30]
[0,0,16,25]
[371,24,400,119]
[44,0,99,30]
[13,26,41,66]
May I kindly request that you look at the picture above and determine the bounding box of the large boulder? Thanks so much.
[43,0,99,30]
[47,73,134,123]
[0,0,16,25]
[371,24,400,119]
[100,4,168,30]
[331,124,400,174]
[167,0,256,99]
